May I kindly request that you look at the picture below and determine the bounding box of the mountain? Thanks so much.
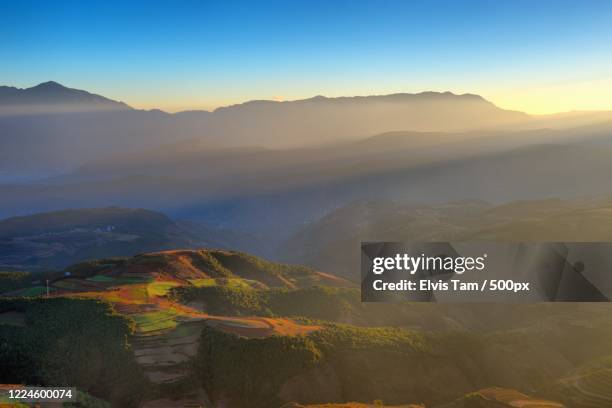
[0,207,263,270]
[4,81,612,184]
[193,91,530,147]
[3,83,612,247]
[0,82,533,180]
[0,81,131,114]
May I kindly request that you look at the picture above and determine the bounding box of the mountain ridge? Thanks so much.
[0,81,131,113]
[4,81,612,119]
[209,90,496,113]
[0,81,537,180]
[0,81,513,116]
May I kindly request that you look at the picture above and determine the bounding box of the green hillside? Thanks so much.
[0,297,145,407]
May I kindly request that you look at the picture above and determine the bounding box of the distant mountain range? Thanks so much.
[4,81,612,185]
[2,81,612,256]
[0,81,532,179]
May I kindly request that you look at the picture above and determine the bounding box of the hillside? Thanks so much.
[283,198,612,280]
[57,249,353,289]
[544,356,612,406]
[0,207,262,270]
[2,249,353,406]
[0,297,145,406]
[3,248,612,407]
[196,304,612,407]
[439,387,564,408]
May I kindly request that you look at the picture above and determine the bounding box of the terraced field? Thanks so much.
[2,248,596,408]
[467,387,564,407]
[553,358,612,407]
[37,249,328,407]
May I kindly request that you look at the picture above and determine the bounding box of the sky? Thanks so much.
[1,0,612,113]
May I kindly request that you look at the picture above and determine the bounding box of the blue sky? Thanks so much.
[1,0,612,112]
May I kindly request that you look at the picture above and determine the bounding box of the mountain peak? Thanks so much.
[0,81,131,114]
[32,81,67,90]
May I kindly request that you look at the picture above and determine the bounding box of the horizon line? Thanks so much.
[3,80,612,117]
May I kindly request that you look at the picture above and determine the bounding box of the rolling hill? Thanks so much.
[3,247,612,407]
[0,207,262,270]
[283,198,612,280]
[2,249,354,406]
